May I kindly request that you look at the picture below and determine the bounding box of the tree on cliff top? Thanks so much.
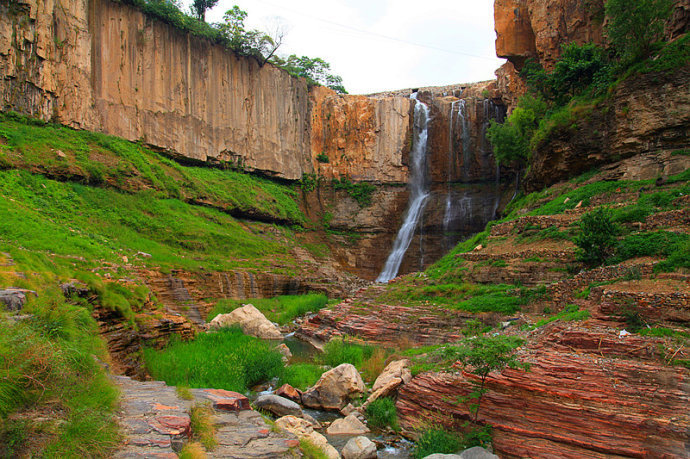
[605,0,673,63]
[191,0,218,22]
[215,6,284,65]
[271,55,348,94]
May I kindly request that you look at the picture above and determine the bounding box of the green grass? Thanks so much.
[366,397,399,431]
[280,364,324,391]
[143,327,284,393]
[531,305,590,329]
[207,294,329,326]
[0,112,304,225]
[0,169,295,272]
[299,438,329,459]
[321,337,374,368]
[614,230,689,263]
[0,293,119,457]
[413,429,461,458]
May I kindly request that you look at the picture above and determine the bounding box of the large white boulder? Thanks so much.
[326,414,370,435]
[302,364,366,411]
[365,359,411,406]
[207,304,282,340]
[342,436,377,459]
[275,415,340,459]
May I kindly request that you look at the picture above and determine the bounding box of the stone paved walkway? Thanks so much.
[113,375,298,458]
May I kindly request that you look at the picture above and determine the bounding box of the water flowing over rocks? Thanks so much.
[207,303,282,340]
[302,364,366,411]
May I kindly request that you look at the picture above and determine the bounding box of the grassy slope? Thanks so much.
[0,113,318,456]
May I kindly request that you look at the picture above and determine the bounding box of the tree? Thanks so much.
[272,54,347,94]
[439,335,527,423]
[486,93,546,165]
[215,6,284,65]
[605,0,673,63]
[574,206,620,267]
[191,0,218,22]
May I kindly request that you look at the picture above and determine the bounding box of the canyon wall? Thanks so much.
[0,0,415,182]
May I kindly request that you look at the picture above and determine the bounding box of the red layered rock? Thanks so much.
[396,322,690,458]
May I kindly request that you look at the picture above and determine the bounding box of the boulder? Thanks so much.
[207,304,282,340]
[458,447,499,459]
[326,414,370,435]
[302,364,365,411]
[197,389,250,413]
[342,436,377,459]
[276,343,292,362]
[365,359,411,406]
[0,288,37,312]
[275,383,302,403]
[340,403,357,416]
[254,394,302,417]
[275,416,340,459]
[302,412,322,429]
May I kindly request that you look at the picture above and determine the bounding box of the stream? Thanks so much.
[255,333,413,458]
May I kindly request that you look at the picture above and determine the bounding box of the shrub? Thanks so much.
[366,397,399,431]
[614,231,689,262]
[316,153,329,163]
[575,207,620,266]
[413,429,461,458]
[486,94,547,165]
[332,178,377,207]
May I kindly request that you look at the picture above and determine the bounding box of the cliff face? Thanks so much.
[309,86,412,182]
[0,0,314,179]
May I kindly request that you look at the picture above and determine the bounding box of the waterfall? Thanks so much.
[443,100,460,236]
[377,94,431,283]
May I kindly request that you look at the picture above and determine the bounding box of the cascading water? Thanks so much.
[376,94,431,283]
[443,100,460,236]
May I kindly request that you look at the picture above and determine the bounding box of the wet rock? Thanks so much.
[197,389,250,413]
[276,343,292,362]
[365,359,412,406]
[0,288,37,311]
[342,436,377,459]
[302,364,366,411]
[59,281,90,298]
[275,415,340,459]
[255,394,302,417]
[326,414,370,435]
[275,383,302,403]
[207,304,282,340]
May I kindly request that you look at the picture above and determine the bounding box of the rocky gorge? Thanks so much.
[0,0,688,458]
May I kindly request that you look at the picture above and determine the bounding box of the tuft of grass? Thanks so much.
[179,441,207,459]
[366,397,399,431]
[176,386,194,400]
[413,428,461,458]
[207,294,328,326]
[190,404,217,451]
[143,327,284,393]
[532,305,590,329]
[299,438,329,459]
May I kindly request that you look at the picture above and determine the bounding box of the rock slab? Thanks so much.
[326,414,370,435]
[254,394,303,417]
[302,364,366,411]
[366,359,412,405]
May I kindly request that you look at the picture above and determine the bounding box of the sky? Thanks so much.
[181,0,505,95]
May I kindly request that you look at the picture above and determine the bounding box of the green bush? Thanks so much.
[143,327,284,392]
[366,397,399,431]
[575,207,620,266]
[333,178,377,207]
[316,153,329,163]
[605,0,673,63]
[413,429,461,458]
[486,94,547,165]
[614,231,689,262]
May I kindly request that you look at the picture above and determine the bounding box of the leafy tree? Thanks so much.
[272,55,347,94]
[191,0,218,22]
[215,6,283,65]
[574,206,620,267]
[438,335,527,422]
[605,0,673,63]
[486,94,546,165]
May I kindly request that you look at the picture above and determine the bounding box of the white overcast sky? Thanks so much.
[180,0,505,95]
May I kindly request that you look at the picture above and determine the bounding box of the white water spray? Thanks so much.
[377,94,431,283]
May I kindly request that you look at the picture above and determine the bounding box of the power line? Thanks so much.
[252,0,498,61]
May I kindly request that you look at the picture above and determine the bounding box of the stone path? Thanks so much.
[113,375,298,458]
